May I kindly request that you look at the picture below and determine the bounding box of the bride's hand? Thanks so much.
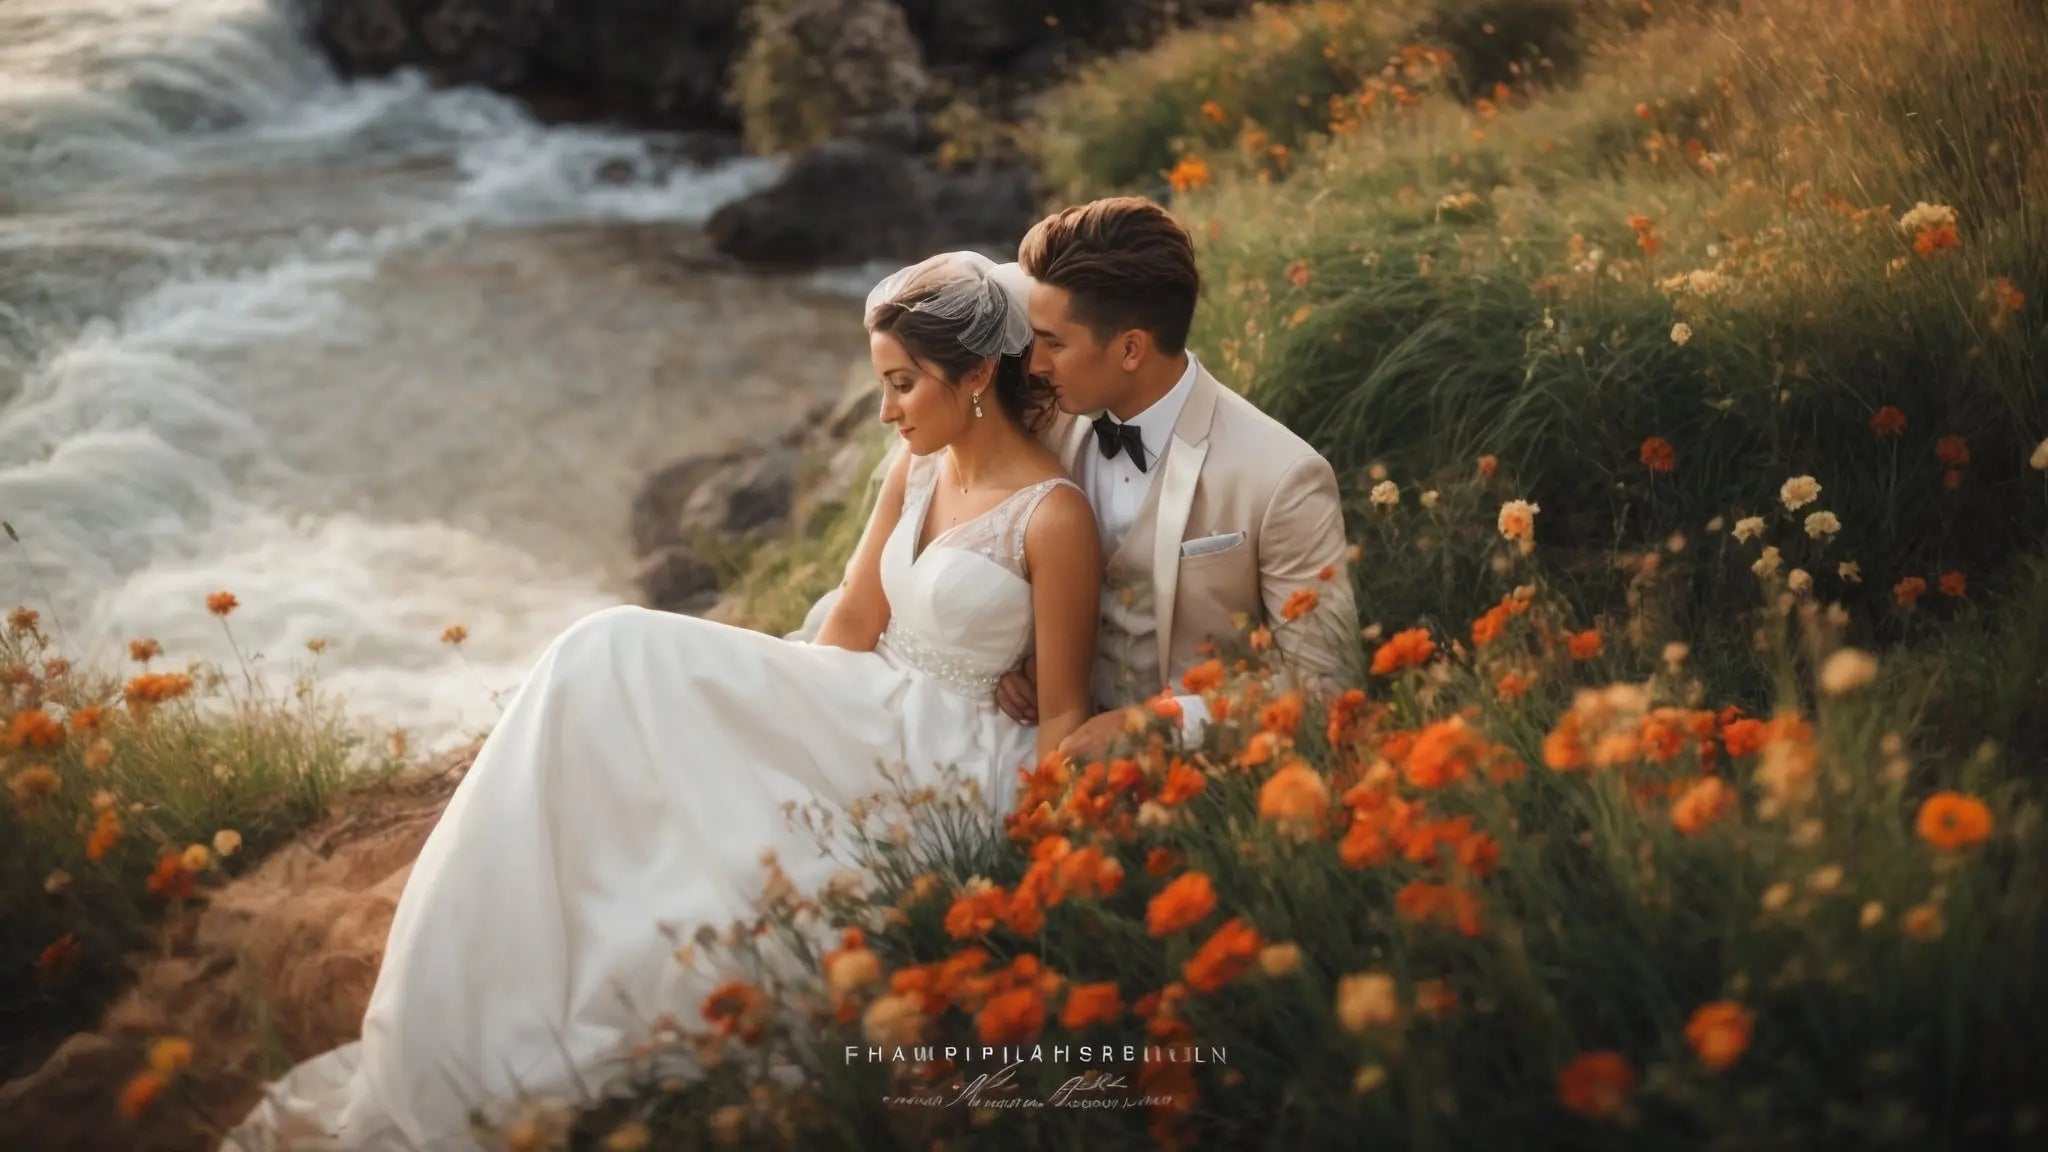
[995,655,1038,725]
[1055,711,1125,762]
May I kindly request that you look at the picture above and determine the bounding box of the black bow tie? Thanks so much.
[1092,414,1150,473]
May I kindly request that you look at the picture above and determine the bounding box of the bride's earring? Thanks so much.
[972,392,984,419]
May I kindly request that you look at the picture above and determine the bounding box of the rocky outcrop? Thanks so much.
[704,138,1034,268]
[293,1,1262,132]
[631,365,883,615]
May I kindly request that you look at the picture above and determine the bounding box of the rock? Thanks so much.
[630,451,737,557]
[635,546,724,614]
[299,0,752,131]
[705,138,1036,270]
[678,446,799,539]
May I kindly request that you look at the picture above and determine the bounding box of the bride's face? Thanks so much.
[871,330,983,456]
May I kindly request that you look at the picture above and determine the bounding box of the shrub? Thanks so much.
[730,0,932,154]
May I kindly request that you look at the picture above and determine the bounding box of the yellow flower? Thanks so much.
[1670,321,1693,345]
[1335,972,1401,1033]
[1779,475,1821,510]
[1859,901,1885,929]
[862,993,925,1048]
[1804,511,1841,538]
[605,1122,652,1151]
[1787,568,1812,594]
[1731,516,1765,543]
[1369,480,1400,507]
[213,829,243,858]
[710,1104,748,1144]
[147,1036,194,1076]
[1761,881,1793,911]
[1258,943,1302,978]
[181,844,211,873]
[1752,546,1782,578]
[1808,864,1844,893]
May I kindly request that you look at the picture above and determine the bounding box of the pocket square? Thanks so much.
[1180,531,1247,558]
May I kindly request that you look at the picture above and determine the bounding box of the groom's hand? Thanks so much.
[995,656,1038,725]
[1056,711,1126,762]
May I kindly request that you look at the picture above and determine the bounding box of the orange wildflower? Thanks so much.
[124,672,195,707]
[1257,761,1330,836]
[1403,717,1484,790]
[68,705,105,733]
[36,933,81,983]
[1639,436,1677,473]
[945,883,1008,940]
[1671,776,1735,835]
[128,637,162,662]
[1144,847,1183,877]
[1236,730,1283,768]
[1183,917,1263,993]
[86,809,122,861]
[1167,156,1212,193]
[4,708,65,751]
[1915,791,1992,850]
[1285,259,1312,289]
[1495,670,1532,701]
[1160,760,1206,805]
[1685,1002,1753,1072]
[701,980,772,1042]
[977,985,1046,1045]
[117,1071,168,1120]
[1370,628,1435,675]
[1566,629,1603,660]
[1542,711,1587,771]
[1259,691,1304,736]
[440,624,468,645]
[1394,881,1483,937]
[1059,982,1124,1030]
[1281,587,1320,621]
[1868,405,1908,437]
[1201,100,1228,125]
[1936,435,1970,466]
[1181,659,1226,694]
[1912,223,1959,255]
[146,851,195,900]
[1148,691,1184,723]
[1939,570,1967,598]
[1147,871,1218,937]
[1477,454,1499,479]
[1893,576,1928,606]
[1557,1051,1636,1120]
[206,590,239,616]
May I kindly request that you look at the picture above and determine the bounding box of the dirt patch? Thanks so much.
[0,747,473,1152]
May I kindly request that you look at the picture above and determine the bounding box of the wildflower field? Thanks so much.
[1,551,371,1103]
[561,1,2048,1149]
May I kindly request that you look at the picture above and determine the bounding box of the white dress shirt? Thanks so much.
[1079,354,1213,742]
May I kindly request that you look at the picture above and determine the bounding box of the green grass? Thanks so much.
[1,556,380,1076]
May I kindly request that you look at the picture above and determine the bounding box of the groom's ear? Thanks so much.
[1116,328,1156,372]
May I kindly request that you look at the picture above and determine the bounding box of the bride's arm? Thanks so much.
[1022,485,1102,758]
[812,447,912,653]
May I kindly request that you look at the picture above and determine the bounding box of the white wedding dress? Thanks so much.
[229,455,1077,1151]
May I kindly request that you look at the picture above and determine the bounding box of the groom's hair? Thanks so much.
[1018,198,1199,356]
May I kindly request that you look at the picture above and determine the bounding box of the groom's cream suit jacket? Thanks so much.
[1046,362,1358,708]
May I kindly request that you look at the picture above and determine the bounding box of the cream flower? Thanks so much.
[1752,546,1782,578]
[1670,321,1694,345]
[1419,489,1440,509]
[1803,510,1841,538]
[1819,648,1879,696]
[1897,201,1957,232]
[1732,516,1765,543]
[1838,561,1862,583]
[1370,481,1401,507]
[1497,499,1540,544]
[1779,475,1821,510]
[2031,437,2048,471]
[1787,568,1812,594]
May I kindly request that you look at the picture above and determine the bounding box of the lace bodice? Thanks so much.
[876,454,1078,697]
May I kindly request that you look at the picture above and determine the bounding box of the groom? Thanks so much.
[1002,197,1357,759]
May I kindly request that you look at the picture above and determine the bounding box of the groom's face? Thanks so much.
[1027,283,1123,416]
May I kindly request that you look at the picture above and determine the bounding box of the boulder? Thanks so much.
[635,546,724,614]
[704,138,1035,269]
[677,446,799,540]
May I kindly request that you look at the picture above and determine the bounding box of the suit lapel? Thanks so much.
[1147,365,1221,681]
[1058,412,1093,479]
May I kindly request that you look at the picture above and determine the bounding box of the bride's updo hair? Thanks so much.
[863,252,1055,433]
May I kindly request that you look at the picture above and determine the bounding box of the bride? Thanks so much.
[230,252,1103,1150]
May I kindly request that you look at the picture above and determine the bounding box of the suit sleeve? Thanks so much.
[1258,453,1359,692]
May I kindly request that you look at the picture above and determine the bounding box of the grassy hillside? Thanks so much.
[568,3,2048,1150]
